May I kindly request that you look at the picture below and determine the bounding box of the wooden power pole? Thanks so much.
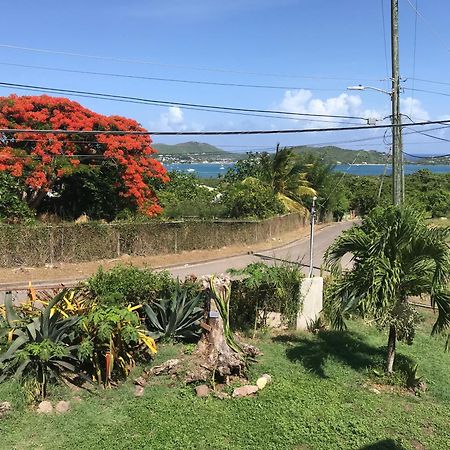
[391,0,404,205]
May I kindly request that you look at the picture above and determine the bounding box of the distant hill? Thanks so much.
[153,141,237,157]
[291,145,390,164]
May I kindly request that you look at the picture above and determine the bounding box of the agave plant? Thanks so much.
[0,290,82,399]
[143,285,204,342]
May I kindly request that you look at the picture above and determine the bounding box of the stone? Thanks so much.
[55,401,70,414]
[148,359,181,376]
[135,385,145,397]
[0,402,11,418]
[232,385,259,398]
[195,385,211,398]
[256,374,272,390]
[37,401,53,414]
[134,376,147,387]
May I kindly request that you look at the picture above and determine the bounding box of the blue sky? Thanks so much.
[1,0,450,155]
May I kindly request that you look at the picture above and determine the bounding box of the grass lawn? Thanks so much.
[0,312,449,450]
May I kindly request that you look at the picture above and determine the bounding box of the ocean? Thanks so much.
[165,163,450,178]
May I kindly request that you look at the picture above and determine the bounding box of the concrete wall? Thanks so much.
[296,277,323,330]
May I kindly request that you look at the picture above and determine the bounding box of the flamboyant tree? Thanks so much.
[0,95,168,216]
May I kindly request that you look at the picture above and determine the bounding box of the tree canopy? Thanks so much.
[0,95,168,216]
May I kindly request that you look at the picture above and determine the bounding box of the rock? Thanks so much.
[256,374,272,390]
[232,385,259,398]
[195,385,211,398]
[134,385,145,397]
[148,359,181,376]
[0,402,11,418]
[37,401,53,414]
[134,376,147,387]
[55,401,70,414]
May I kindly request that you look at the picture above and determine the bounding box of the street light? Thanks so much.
[308,196,317,278]
[347,85,392,96]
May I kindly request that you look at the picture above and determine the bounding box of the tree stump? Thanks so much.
[187,295,246,384]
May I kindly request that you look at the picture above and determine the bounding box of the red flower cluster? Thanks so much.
[0,95,168,215]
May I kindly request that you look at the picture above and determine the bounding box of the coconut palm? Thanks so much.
[263,147,316,214]
[325,206,450,373]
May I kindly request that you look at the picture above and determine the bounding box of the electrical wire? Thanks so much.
[0,61,342,92]
[2,119,450,136]
[409,0,419,117]
[403,0,450,52]
[0,81,368,122]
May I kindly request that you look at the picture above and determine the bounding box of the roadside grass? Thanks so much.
[0,313,449,450]
[427,217,450,228]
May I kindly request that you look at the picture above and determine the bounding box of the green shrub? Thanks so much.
[77,304,156,385]
[86,265,175,305]
[229,262,304,332]
[221,178,285,219]
[0,173,34,223]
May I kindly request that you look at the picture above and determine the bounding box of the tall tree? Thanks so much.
[325,206,450,372]
[0,95,168,216]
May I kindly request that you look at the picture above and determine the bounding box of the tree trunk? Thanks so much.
[386,324,397,373]
[187,296,246,384]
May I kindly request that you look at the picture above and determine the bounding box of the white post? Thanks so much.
[308,196,317,278]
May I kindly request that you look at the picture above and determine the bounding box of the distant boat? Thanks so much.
[187,168,196,172]
[219,165,225,170]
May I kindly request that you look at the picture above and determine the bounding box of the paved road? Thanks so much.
[167,219,355,278]
[1,220,356,295]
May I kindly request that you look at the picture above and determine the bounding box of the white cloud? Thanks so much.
[157,106,186,131]
[278,90,370,127]
[400,97,430,122]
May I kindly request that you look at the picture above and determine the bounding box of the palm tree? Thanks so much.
[263,146,316,214]
[325,206,450,373]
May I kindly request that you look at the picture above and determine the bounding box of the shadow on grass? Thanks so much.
[359,439,406,450]
[273,330,413,378]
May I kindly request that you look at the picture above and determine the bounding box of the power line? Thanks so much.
[403,151,450,159]
[401,114,450,142]
[0,43,383,82]
[403,87,450,97]
[0,61,342,92]
[0,81,367,122]
[403,0,450,52]
[409,0,419,117]
[1,119,450,136]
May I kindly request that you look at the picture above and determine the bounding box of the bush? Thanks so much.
[86,265,175,305]
[0,173,34,223]
[229,262,304,332]
[221,178,285,219]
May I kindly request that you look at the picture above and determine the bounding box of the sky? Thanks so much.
[1,0,450,156]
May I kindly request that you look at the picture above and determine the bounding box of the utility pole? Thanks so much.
[391,0,403,205]
[308,196,317,278]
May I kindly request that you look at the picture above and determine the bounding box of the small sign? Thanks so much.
[209,311,220,318]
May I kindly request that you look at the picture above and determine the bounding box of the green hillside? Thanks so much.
[291,145,390,164]
[153,141,233,157]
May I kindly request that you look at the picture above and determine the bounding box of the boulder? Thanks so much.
[0,402,11,418]
[256,374,272,390]
[135,385,145,397]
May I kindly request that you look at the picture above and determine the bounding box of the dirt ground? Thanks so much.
[0,224,324,286]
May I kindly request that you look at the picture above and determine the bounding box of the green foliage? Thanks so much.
[229,262,304,331]
[39,164,131,221]
[0,173,34,223]
[157,171,223,219]
[78,304,156,384]
[86,265,175,306]
[221,178,285,219]
[0,291,81,399]
[143,284,204,342]
[325,205,450,368]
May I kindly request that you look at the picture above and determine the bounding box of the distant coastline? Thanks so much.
[165,163,450,178]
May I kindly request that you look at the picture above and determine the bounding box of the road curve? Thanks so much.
[0,220,356,294]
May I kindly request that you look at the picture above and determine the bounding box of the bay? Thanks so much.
[165,162,450,178]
